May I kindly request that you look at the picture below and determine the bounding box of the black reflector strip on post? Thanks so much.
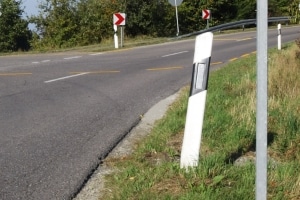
[190,58,211,96]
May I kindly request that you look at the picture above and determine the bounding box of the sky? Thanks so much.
[22,0,39,17]
[21,0,40,30]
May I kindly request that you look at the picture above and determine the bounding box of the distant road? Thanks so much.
[0,26,299,200]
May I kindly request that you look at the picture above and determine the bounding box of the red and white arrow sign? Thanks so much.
[202,10,210,20]
[113,13,126,26]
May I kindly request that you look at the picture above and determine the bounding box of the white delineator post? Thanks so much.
[114,25,119,49]
[278,24,281,50]
[180,32,213,169]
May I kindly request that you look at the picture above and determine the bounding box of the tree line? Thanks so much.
[0,0,297,52]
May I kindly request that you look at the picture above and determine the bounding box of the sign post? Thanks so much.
[180,32,213,169]
[113,13,126,49]
[168,0,183,36]
[114,25,118,49]
[202,9,210,29]
[256,0,268,199]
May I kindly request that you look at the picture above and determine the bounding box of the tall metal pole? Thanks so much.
[256,0,268,199]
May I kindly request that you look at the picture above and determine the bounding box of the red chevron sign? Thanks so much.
[202,10,210,19]
[113,13,126,26]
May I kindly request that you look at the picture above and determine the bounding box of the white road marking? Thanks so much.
[236,38,252,42]
[42,60,51,63]
[162,51,188,58]
[64,56,82,60]
[89,52,104,56]
[32,62,40,64]
[44,73,89,83]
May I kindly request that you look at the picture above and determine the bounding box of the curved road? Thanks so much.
[0,26,299,199]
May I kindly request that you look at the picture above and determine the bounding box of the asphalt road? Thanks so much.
[0,26,299,200]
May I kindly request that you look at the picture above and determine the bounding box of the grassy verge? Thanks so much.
[101,43,300,199]
[0,26,274,55]
[0,36,171,56]
[36,36,172,53]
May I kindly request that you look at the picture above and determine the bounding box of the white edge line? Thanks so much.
[236,38,252,42]
[64,56,82,60]
[90,53,104,56]
[162,51,189,58]
[44,72,89,83]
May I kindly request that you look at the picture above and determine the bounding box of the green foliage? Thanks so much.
[29,0,80,49]
[0,0,31,52]
[0,0,292,51]
[287,0,300,23]
[77,0,119,45]
[207,0,238,25]
[235,0,256,20]
[179,1,206,33]
[269,0,287,16]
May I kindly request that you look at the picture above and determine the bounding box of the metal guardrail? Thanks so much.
[177,17,291,39]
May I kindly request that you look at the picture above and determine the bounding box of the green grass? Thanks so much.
[0,36,172,56]
[101,42,300,199]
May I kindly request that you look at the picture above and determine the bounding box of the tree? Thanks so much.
[287,0,300,23]
[77,0,119,45]
[0,0,31,52]
[269,0,290,17]
[179,0,206,33]
[124,0,155,36]
[30,0,79,48]
[27,0,295,50]
[235,0,256,20]
[124,0,176,37]
[207,0,237,24]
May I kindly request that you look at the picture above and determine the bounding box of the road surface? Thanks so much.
[0,26,299,199]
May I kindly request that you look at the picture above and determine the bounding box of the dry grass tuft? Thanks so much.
[229,73,256,129]
[166,131,184,154]
[149,177,186,197]
[269,44,300,101]
[290,175,300,199]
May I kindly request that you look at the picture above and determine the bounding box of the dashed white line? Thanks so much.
[162,51,188,58]
[44,73,89,83]
[42,60,51,63]
[64,56,82,60]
